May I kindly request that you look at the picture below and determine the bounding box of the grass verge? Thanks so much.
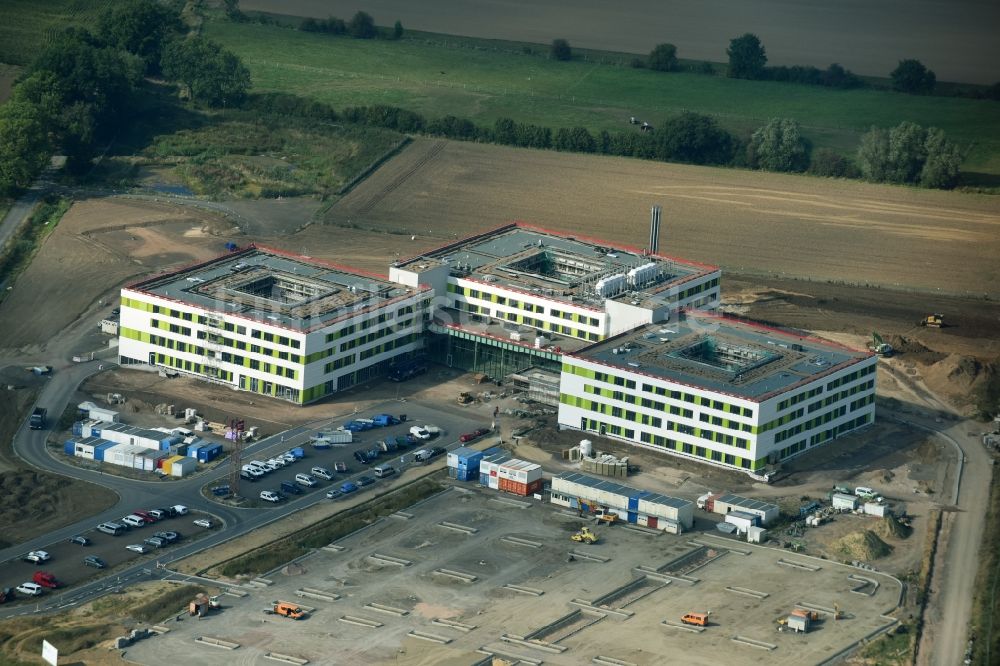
[971,471,1000,665]
[204,20,1000,178]
[218,478,444,577]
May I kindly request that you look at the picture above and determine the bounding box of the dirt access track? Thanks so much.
[331,139,1000,297]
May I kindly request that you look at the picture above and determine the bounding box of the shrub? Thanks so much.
[648,43,678,72]
[550,39,571,61]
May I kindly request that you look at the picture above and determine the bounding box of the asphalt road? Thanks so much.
[0,350,483,617]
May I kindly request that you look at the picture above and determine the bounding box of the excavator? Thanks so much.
[869,332,893,357]
[570,527,599,544]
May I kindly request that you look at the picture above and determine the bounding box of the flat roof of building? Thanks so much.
[572,311,872,401]
[556,472,692,510]
[398,223,717,308]
[715,494,779,513]
[128,246,421,332]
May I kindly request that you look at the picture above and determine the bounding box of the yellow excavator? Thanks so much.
[571,527,599,544]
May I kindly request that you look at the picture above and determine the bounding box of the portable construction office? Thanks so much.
[551,472,694,530]
[709,494,780,525]
[831,492,860,511]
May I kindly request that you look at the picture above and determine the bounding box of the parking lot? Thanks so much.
[0,510,216,601]
[125,486,902,666]
[219,407,489,508]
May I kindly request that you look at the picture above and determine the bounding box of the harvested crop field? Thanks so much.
[329,139,1000,297]
[243,0,1000,84]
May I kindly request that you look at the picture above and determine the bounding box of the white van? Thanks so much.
[854,486,875,497]
[122,514,146,528]
[295,473,317,487]
[374,464,396,478]
[98,521,126,536]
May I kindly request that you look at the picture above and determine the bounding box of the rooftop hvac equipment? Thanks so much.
[650,205,662,254]
[627,262,659,288]
[595,273,626,298]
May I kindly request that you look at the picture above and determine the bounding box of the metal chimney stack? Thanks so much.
[649,205,662,255]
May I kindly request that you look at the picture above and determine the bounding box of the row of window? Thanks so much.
[677,277,720,300]
[773,404,851,443]
[777,386,823,411]
[561,393,749,448]
[827,363,877,391]
[449,284,601,327]
[808,380,875,413]
[776,411,874,460]
[639,432,755,470]
[583,385,697,420]
[324,354,356,373]
[123,297,303,349]
[359,333,418,361]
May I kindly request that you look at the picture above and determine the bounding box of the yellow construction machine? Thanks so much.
[571,527,599,544]
[919,313,944,328]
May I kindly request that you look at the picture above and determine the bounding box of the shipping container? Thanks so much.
[498,459,543,484]
[186,444,202,459]
[162,455,184,476]
[746,525,767,543]
[171,457,197,477]
[831,493,859,510]
[551,472,694,529]
[72,422,84,437]
[447,446,485,468]
[498,477,543,496]
[63,440,76,456]
[168,443,188,457]
[197,443,222,462]
[724,510,758,534]
[94,440,116,462]
[710,494,779,525]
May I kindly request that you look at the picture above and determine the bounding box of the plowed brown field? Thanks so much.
[329,139,1000,297]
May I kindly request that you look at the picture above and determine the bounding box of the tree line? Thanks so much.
[249,94,963,189]
[0,0,251,195]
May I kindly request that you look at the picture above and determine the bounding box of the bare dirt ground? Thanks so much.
[244,0,1000,84]
[330,139,1000,297]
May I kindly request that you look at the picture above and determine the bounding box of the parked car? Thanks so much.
[409,425,431,440]
[429,446,447,459]
[83,555,106,569]
[280,480,303,495]
[340,481,359,494]
[133,510,157,523]
[354,450,370,465]
[69,535,90,546]
[334,461,348,473]
[143,536,167,549]
[295,473,318,487]
[311,466,334,480]
[260,490,282,503]
[357,475,375,487]
[154,531,179,544]
[460,428,490,443]
[193,518,213,529]
[148,509,168,521]
[23,550,50,564]
[326,488,342,499]
[171,504,189,516]
[16,582,44,596]
[126,544,148,554]
[280,452,297,463]
[240,470,258,482]
[268,457,287,468]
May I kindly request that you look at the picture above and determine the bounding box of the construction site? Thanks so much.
[124,486,901,666]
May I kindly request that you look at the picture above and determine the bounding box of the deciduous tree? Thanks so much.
[550,39,572,61]
[890,59,936,94]
[747,118,809,172]
[727,33,767,80]
[648,43,678,72]
[161,37,251,107]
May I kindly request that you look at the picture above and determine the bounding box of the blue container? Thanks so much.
[482,446,502,457]
[456,468,477,482]
[64,440,76,456]
[479,472,490,486]
[187,444,202,459]
[94,440,116,462]
[89,425,101,437]
[198,443,222,462]
[447,467,458,479]
[291,447,305,458]
[72,422,84,437]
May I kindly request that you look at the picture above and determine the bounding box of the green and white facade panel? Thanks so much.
[557,312,877,472]
[119,246,429,404]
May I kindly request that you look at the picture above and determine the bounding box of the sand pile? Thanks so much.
[873,515,912,540]
[835,530,893,560]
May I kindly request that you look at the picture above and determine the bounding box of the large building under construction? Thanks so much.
[118,213,876,473]
[118,246,429,404]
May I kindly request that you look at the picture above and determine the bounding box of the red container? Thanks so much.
[498,477,544,496]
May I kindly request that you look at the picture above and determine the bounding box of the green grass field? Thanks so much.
[0,0,110,66]
[142,114,403,198]
[205,21,1000,180]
